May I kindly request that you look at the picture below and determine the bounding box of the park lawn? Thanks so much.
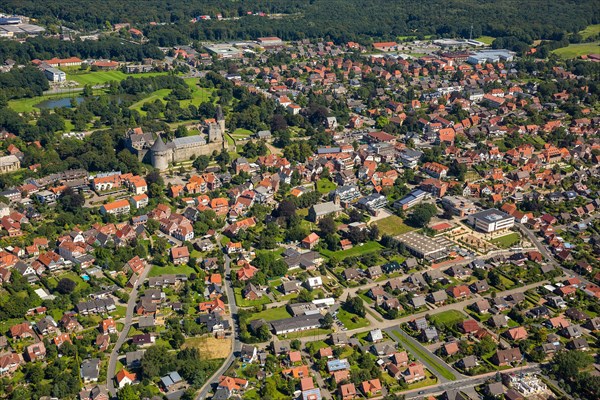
[148,264,196,277]
[491,232,520,248]
[374,215,414,236]
[337,308,370,330]
[9,93,82,113]
[391,330,457,381]
[428,310,466,326]
[475,36,495,45]
[320,240,383,260]
[552,42,600,59]
[65,70,168,86]
[316,178,337,194]
[231,128,254,140]
[234,288,271,307]
[579,24,600,40]
[250,306,291,321]
[129,88,172,114]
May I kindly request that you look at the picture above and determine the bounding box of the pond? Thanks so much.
[36,96,83,109]
[35,94,136,110]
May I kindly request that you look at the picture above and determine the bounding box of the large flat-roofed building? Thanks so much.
[204,43,244,58]
[42,66,66,82]
[270,314,322,335]
[441,196,478,217]
[257,37,283,47]
[468,209,515,233]
[467,49,515,64]
[0,155,20,174]
[397,231,447,261]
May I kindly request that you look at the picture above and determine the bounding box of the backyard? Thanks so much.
[337,308,370,330]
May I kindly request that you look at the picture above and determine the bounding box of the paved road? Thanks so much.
[384,326,464,383]
[107,262,152,396]
[195,236,242,400]
[292,278,558,346]
[516,222,592,286]
[401,364,541,399]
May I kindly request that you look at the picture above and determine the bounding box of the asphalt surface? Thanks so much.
[106,262,152,396]
[195,236,242,400]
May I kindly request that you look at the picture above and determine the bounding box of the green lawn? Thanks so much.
[491,232,520,248]
[148,264,196,277]
[129,88,172,114]
[65,70,169,86]
[8,92,90,113]
[230,128,254,140]
[129,78,215,115]
[234,288,271,307]
[279,328,331,339]
[552,42,600,58]
[57,271,89,291]
[373,215,414,236]
[391,330,457,381]
[475,36,495,45]
[428,310,466,326]
[337,308,370,330]
[320,240,383,260]
[316,178,337,194]
[579,24,600,40]
[249,306,291,322]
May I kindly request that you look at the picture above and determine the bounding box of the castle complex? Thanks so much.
[127,106,230,171]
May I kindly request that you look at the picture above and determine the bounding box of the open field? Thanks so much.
[64,69,169,86]
[129,78,215,115]
[428,310,466,326]
[320,240,383,260]
[552,42,600,58]
[250,306,291,321]
[579,24,600,40]
[392,330,457,381]
[374,215,414,236]
[491,232,520,248]
[182,336,231,359]
[148,264,196,277]
[475,36,495,45]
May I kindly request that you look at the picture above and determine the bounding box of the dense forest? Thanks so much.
[2,0,599,44]
[0,36,164,64]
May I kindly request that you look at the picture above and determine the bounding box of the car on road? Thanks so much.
[418,391,424,394]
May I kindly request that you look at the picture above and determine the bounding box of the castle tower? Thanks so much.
[215,105,225,134]
[150,135,170,171]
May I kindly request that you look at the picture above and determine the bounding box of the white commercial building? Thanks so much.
[468,209,515,233]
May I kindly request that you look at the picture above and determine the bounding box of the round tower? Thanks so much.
[215,105,225,134]
[150,135,170,171]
